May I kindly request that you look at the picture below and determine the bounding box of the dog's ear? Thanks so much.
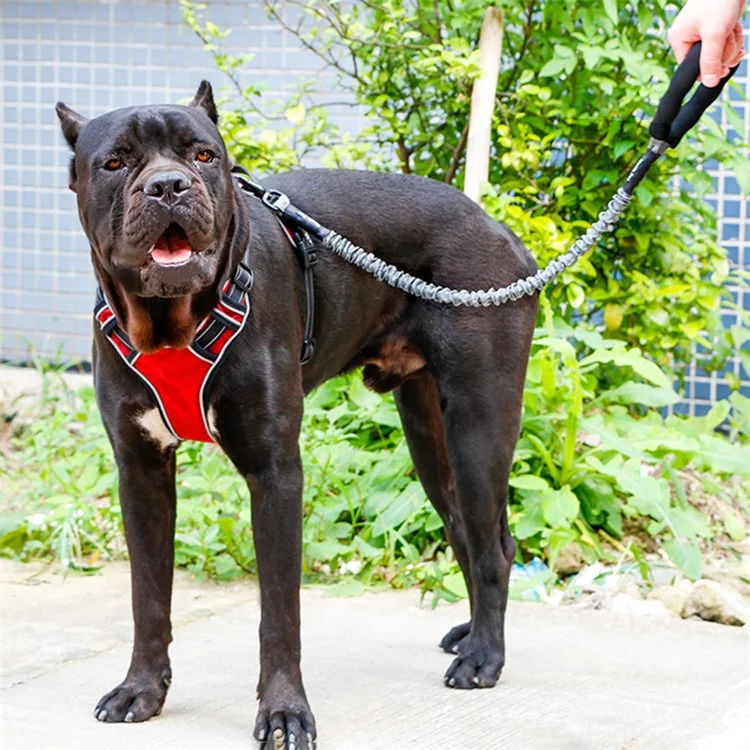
[55,102,87,192]
[55,102,87,150]
[189,80,218,124]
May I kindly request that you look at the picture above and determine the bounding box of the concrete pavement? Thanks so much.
[1,560,748,749]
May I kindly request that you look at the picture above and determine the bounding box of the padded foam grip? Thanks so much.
[649,42,739,148]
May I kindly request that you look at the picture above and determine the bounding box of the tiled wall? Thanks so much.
[1,1,748,414]
[0,0,359,361]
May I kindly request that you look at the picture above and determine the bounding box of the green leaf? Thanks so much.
[662,539,703,581]
[442,571,469,599]
[539,58,569,77]
[513,496,547,540]
[603,0,618,25]
[580,45,603,70]
[598,382,679,407]
[579,346,673,388]
[354,536,383,558]
[731,154,750,195]
[718,505,746,542]
[306,539,351,561]
[580,417,652,461]
[723,101,746,138]
[697,400,731,433]
[613,140,635,159]
[695,434,750,475]
[729,392,750,436]
[509,475,551,490]
[667,506,711,538]
[285,103,306,126]
[541,485,579,528]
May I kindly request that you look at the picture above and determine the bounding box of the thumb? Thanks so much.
[700,32,727,87]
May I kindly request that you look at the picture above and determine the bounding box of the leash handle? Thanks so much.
[649,41,740,148]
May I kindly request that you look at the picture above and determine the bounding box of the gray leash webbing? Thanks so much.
[322,188,633,307]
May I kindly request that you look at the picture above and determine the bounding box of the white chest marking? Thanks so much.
[135,408,178,450]
[207,405,219,440]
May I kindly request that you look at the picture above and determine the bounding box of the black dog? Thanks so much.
[56,82,537,748]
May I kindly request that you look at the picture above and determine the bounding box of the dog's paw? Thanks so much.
[94,669,171,723]
[255,709,316,750]
[443,639,504,689]
[255,673,316,750]
[439,620,471,654]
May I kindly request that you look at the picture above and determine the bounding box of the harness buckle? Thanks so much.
[297,232,318,269]
[262,189,290,214]
[300,337,316,365]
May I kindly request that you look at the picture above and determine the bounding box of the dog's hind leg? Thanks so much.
[435,306,535,689]
[394,374,474,653]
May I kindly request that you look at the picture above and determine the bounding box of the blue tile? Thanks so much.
[724,176,740,194]
[39,22,56,40]
[75,46,92,63]
[722,200,740,218]
[716,383,731,401]
[58,25,76,42]
[692,403,711,417]
[94,46,111,64]
[2,251,19,268]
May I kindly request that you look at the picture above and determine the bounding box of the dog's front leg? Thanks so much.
[250,454,314,748]
[220,393,315,749]
[94,409,177,723]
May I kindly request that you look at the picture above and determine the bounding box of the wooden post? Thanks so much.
[463,7,504,205]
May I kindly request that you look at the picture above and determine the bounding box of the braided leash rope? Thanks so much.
[322,188,633,307]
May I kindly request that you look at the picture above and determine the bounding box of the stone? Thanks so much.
[647,585,690,618]
[554,542,587,577]
[681,579,750,626]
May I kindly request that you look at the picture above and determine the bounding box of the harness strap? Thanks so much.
[94,262,253,443]
[294,230,317,365]
[232,164,318,365]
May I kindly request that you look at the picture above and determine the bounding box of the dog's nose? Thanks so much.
[143,171,192,203]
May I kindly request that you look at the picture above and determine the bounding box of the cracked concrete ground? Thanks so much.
[1,560,748,750]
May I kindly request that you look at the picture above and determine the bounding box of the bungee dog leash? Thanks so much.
[233,42,740,308]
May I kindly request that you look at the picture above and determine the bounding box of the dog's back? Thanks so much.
[263,169,537,292]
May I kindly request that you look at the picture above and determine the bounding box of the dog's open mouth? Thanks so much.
[148,223,193,266]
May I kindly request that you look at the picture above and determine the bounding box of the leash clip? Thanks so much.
[262,189,290,214]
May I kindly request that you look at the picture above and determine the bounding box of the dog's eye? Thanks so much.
[196,150,214,163]
[104,158,124,171]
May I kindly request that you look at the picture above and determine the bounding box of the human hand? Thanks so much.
[668,0,746,87]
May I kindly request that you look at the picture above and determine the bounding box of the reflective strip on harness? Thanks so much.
[94,270,252,443]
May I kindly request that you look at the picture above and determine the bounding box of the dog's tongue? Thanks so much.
[151,225,192,265]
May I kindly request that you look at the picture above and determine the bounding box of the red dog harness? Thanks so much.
[94,264,253,443]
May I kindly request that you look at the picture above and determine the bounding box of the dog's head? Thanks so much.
[56,82,249,352]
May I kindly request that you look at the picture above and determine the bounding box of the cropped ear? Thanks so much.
[55,102,88,150]
[189,80,218,124]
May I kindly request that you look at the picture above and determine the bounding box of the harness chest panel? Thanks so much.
[94,264,253,443]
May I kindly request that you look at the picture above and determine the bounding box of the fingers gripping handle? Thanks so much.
[649,42,740,148]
